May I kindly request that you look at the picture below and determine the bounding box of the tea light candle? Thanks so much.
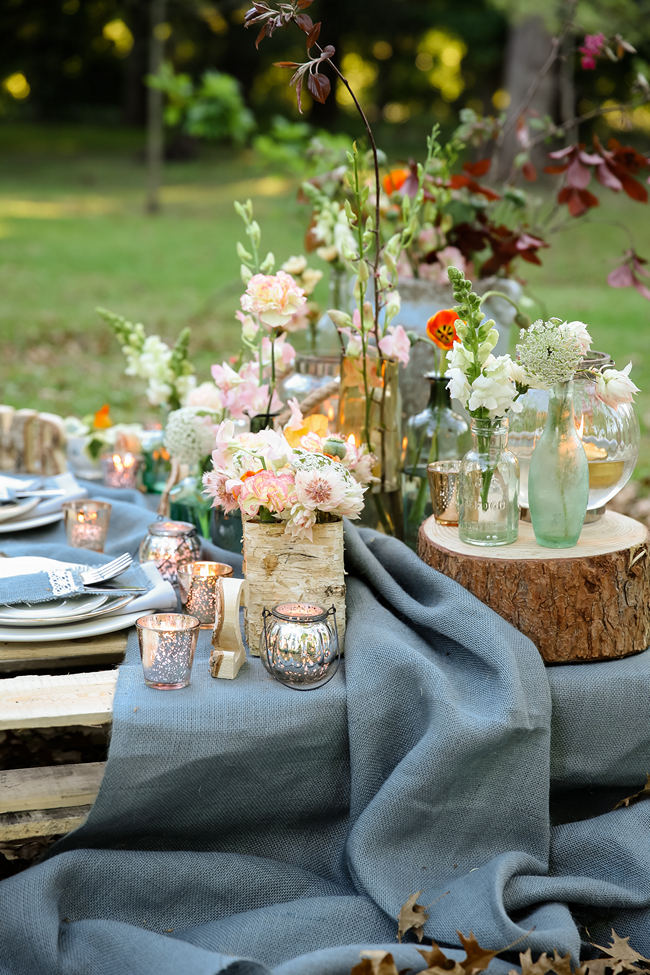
[62,500,111,552]
[136,613,200,689]
[101,451,140,489]
[179,561,234,628]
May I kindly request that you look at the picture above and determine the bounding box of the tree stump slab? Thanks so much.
[418,511,650,664]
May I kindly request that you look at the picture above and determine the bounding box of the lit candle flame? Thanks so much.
[111,452,136,473]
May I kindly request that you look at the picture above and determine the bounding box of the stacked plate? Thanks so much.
[0,591,144,642]
[0,472,86,534]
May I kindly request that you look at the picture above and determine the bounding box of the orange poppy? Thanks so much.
[426,309,461,350]
[93,403,112,429]
[382,168,410,195]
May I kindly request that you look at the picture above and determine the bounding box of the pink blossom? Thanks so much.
[579,33,606,69]
[238,470,296,518]
[286,398,304,430]
[594,362,640,406]
[202,470,239,514]
[240,271,306,329]
[378,324,410,366]
[285,504,317,540]
[260,335,296,371]
[294,468,347,512]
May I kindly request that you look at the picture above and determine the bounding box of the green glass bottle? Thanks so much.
[528,380,589,547]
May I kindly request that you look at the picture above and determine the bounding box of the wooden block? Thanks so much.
[0,632,128,672]
[0,762,105,814]
[0,670,118,730]
[209,646,246,680]
[418,511,650,664]
[0,405,15,471]
[0,805,92,842]
[37,413,67,475]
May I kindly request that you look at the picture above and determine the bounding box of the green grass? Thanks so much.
[0,122,648,474]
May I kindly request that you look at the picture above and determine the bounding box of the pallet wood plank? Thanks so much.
[0,632,128,672]
[0,762,105,814]
[0,670,118,730]
[0,805,91,842]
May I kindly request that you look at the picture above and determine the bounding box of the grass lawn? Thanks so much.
[0,123,648,475]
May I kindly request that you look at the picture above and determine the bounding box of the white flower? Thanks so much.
[478,328,499,363]
[560,320,593,355]
[447,342,474,373]
[446,366,471,405]
[517,318,585,388]
[595,362,640,406]
[467,356,519,417]
[165,407,219,466]
[187,382,224,412]
[281,255,307,276]
[294,468,347,512]
[240,271,306,329]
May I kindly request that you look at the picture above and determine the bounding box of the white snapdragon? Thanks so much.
[467,356,521,416]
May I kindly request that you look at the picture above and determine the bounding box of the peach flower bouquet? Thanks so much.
[203,404,375,539]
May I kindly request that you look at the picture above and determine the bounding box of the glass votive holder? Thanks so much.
[177,561,233,628]
[138,520,202,586]
[427,460,461,526]
[136,613,200,689]
[62,499,112,552]
[260,603,340,690]
[101,451,141,490]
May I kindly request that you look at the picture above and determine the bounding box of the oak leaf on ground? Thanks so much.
[397,891,430,943]
[613,776,650,811]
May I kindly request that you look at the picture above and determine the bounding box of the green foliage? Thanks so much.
[147,63,255,146]
[253,116,351,175]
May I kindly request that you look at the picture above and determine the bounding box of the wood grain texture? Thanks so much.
[0,805,91,842]
[0,670,117,730]
[0,632,127,672]
[243,519,346,655]
[0,762,105,814]
[418,511,650,663]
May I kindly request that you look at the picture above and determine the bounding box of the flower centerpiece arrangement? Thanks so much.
[203,408,375,650]
[515,318,639,547]
[440,267,529,546]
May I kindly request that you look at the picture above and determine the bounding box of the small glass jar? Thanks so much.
[458,417,519,546]
[169,473,212,539]
[402,374,470,546]
[139,519,201,585]
[260,602,339,689]
[140,426,172,494]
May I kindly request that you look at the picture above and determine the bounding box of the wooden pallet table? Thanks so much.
[418,510,650,664]
[0,631,128,673]
[0,670,117,842]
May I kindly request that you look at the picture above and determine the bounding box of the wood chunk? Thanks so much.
[0,670,118,730]
[0,805,92,842]
[418,511,650,663]
[0,762,105,814]
[0,632,127,672]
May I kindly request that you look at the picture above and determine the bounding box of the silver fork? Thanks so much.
[81,553,133,586]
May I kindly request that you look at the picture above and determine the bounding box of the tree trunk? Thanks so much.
[494,15,556,181]
[145,0,166,214]
[418,512,650,664]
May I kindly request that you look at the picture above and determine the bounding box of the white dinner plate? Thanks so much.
[0,510,64,534]
[0,592,109,622]
[0,594,133,627]
[0,497,40,525]
[0,607,145,642]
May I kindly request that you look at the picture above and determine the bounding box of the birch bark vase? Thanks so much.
[242,518,346,656]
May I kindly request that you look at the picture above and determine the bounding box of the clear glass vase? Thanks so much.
[279,353,340,424]
[169,474,213,539]
[402,374,470,548]
[337,354,403,537]
[458,417,519,546]
[528,381,589,548]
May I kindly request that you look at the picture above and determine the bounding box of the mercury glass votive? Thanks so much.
[427,460,461,526]
[260,602,339,689]
[62,500,112,552]
[177,561,233,628]
[101,451,141,489]
[138,520,202,586]
[136,613,200,689]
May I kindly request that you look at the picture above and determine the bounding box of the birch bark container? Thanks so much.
[242,518,346,655]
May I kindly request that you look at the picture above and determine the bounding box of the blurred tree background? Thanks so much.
[2,0,648,151]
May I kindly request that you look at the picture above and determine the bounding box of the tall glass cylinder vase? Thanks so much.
[169,472,213,540]
[337,354,403,537]
[528,381,589,548]
[402,374,470,548]
[458,417,519,546]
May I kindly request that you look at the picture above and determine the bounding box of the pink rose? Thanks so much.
[238,470,296,518]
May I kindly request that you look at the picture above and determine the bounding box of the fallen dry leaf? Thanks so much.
[591,930,650,967]
[351,950,399,975]
[397,891,430,943]
[614,776,650,810]
[457,931,500,974]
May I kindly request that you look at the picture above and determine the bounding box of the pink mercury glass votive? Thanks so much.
[62,500,112,552]
[136,613,200,689]
[101,451,140,489]
[177,561,234,628]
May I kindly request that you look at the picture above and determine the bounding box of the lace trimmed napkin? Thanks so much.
[0,557,153,607]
